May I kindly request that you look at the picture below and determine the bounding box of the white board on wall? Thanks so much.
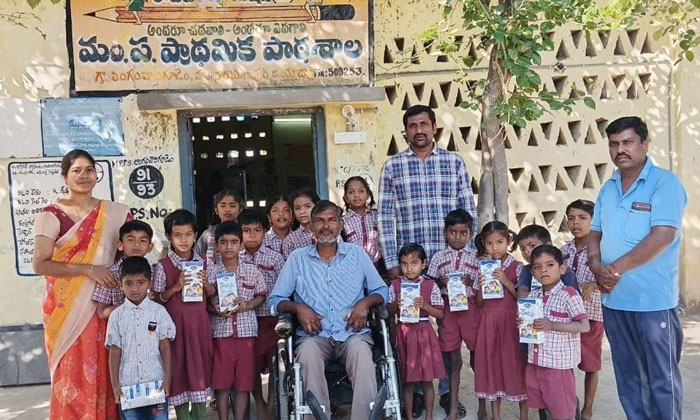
[8,160,114,276]
[0,98,42,158]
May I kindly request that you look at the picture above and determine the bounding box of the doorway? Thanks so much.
[182,110,323,232]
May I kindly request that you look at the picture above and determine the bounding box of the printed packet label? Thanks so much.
[480,259,504,299]
[446,272,469,311]
[400,283,420,323]
[120,380,165,410]
[217,272,239,312]
[181,261,204,302]
[518,298,545,344]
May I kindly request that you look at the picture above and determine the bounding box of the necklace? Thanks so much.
[62,198,96,221]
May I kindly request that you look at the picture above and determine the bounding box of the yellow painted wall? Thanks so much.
[1,0,70,326]
[0,0,69,98]
[324,104,382,204]
[0,0,185,325]
[673,56,700,308]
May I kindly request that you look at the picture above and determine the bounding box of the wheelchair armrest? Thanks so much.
[373,304,389,320]
[275,311,295,338]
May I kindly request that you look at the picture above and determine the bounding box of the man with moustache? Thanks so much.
[269,200,388,420]
[588,116,686,420]
[377,104,477,417]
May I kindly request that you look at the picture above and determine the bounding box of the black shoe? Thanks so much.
[439,393,467,418]
[457,401,466,418]
[439,393,450,412]
[413,393,425,418]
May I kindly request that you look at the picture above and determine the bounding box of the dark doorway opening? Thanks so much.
[189,113,317,231]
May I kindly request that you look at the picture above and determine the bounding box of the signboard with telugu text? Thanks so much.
[69,0,371,91]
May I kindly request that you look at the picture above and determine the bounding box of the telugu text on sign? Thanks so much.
[70,0,371,91]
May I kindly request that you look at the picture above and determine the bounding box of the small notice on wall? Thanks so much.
[8,161,114,276]
[41,98,125,157]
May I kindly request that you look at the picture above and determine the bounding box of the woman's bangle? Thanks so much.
[159,292,169,303]
[88,264,94,278]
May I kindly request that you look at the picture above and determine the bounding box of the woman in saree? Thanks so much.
[33,149,132,419]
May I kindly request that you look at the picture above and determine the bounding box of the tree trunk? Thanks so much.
[477,48,510,229]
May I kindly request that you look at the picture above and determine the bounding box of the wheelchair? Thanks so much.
[271,304,403,420]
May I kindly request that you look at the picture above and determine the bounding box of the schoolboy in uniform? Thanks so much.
[561,199,602,420]
[523,245,589,420]
[427,209,482,420]
[514,224,580,297]
[107,256,175,420]
[238,210,285,420]
[93,220,154,319]
[207,222,268,420]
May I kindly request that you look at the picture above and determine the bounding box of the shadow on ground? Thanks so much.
[4,312,700,419]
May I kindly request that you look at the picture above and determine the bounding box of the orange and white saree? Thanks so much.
[36,200,131,420]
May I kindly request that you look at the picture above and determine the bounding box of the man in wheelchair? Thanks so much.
[269,200,390,419]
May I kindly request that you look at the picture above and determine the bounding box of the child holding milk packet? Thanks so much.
[521,245,589,420]
[427,209,481,420]
[389,243,445,420]
[107,256,175,419]
[153,210,214,419]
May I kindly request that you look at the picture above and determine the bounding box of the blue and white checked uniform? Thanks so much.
[378,144,477,269]
[268,242,388,342]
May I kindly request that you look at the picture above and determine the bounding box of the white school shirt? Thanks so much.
[106,297,176,387]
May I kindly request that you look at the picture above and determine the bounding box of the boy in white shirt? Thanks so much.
[106,256,176,420]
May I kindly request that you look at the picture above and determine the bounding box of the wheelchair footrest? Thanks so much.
[296,405,326,415]
[383,399,401,409]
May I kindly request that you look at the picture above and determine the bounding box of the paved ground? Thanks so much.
[3,311,700,420]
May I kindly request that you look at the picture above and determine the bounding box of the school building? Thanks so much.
[1,0,699,385]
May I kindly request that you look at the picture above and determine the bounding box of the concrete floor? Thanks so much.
[3,312,700,420]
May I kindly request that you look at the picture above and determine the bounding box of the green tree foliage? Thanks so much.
[599,0,700,62]
[424,0,598,128]
[422,0,699,225]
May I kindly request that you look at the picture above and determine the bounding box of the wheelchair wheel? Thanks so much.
[273,342,290,420]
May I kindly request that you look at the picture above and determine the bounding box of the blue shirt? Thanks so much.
[269,242,389,341]
[591,158,686,311]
